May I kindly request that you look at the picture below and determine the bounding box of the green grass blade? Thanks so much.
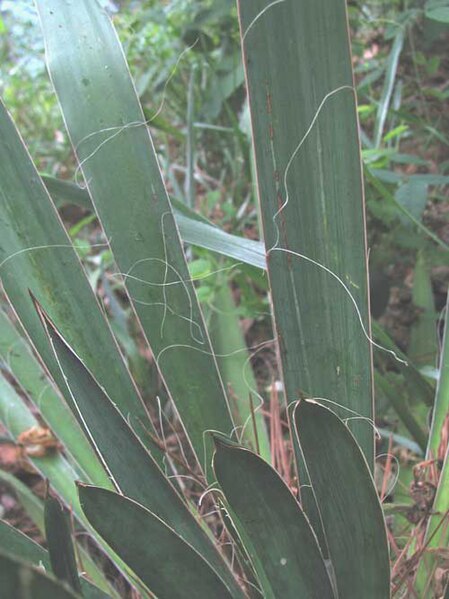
[427,294,449,461]
[208,283,270,461]
[36,0,234,474]
[213,435,335,599]
[78,485,236,599]
[414,290,449,592]
[36,301,243,598]
[238,0,374,465]
[408,251,437,366]
[0,99,154,454]
[294,400,390,599]
[42,175,266,269]
[45,496,83,595]
[373,28,405,148]
[0,551,80,599]
[0,308,110,488]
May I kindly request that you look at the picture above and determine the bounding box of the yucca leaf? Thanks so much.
[0,374,83,511]
[294,400,390,599]
[0,375,124,597]
[43,175,266,269]
[213,435,335,598]
[0,551,81,598]
[0,99,155,454]
[0,549,76,598]
[286,403,328,556]
[0,308,110,488]
[35,300,243,598]
[36,0,234,475]
[78,485,238,599]
[0,470,45,532]
[0,521,109,599]
[237,0,374,465]
[0,520,49,570]
[45,495,82,595]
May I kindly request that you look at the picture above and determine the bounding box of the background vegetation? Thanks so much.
[0,0,449,596]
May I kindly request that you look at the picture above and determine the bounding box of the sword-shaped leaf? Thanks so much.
[36,0,234,475]
[237,0,374,465]
[35,301,243,599]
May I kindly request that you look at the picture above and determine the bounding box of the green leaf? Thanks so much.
[0,520,49,570]
[0,376,123,597]
[35,301,243,599]
[0,551,80,599]
[0,521,110,599]
[36,0,234,478]
[373,28,405,147]
[395,180,428,223]
[238,0,374,465]
[213,435,335,599]
[426,6,449,23]
[374,372,427,451]
[0,470,45,532]
[45,495,83,594]
[366,167,449,252]
[415,288,449,591]
[372,321,434,408]
[78,485,236,599]
[208,283,270,461]
[409,251,437,366]
[294,400,390,599]
[0,99,155,455]
[42,175,266,269]
[0,308,110,488]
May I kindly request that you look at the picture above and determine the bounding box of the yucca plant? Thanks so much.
[1,1,447,597]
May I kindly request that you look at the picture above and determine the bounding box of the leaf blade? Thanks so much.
[238,0,374,465]
[78,486,235,599]
[213,436,335,599]
[36,0,234,475]
[294,400,390,599]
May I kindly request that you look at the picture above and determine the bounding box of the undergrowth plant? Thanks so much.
[0,0,448,597]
